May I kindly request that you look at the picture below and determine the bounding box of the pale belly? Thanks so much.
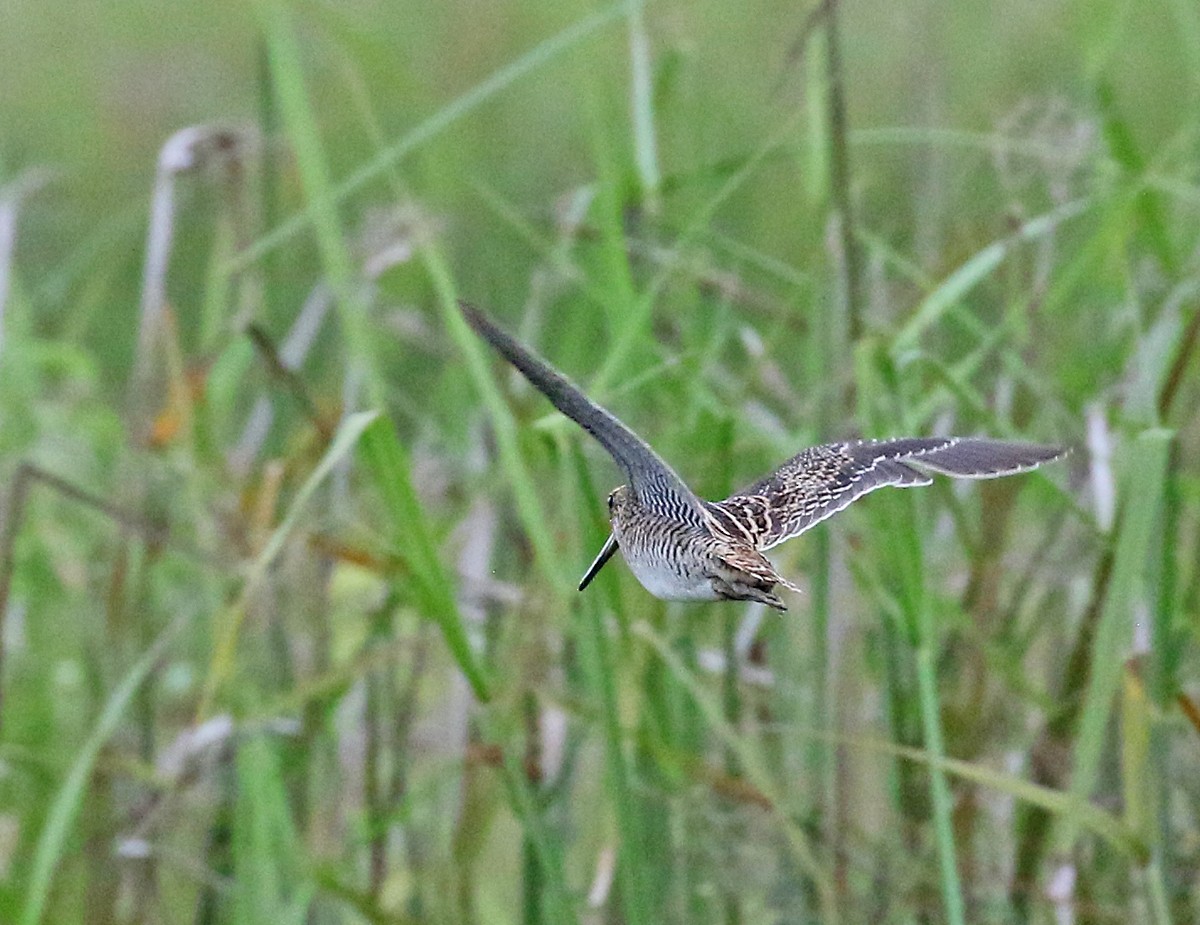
[621,549,722,602]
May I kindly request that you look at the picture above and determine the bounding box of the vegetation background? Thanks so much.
[1,0,1197,922]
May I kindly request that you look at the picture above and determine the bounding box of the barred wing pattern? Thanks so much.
[459,302,704,520]
[707,437,1068,551]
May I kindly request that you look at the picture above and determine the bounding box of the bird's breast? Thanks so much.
[612,519,723,602]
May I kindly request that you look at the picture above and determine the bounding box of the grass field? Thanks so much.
[2,0,1199,922]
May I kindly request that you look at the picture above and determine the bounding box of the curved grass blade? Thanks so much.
[829,730,1142,858]
[892,198,1089,356]
[356,417,492,699]
[229,2,629,273]
[198,410,381,715]
[19,617,186,925]
[638,620,1142,858]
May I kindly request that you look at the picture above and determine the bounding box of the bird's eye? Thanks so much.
[607,492,616,512]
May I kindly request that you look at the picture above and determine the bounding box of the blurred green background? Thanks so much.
[1,0,1198,923]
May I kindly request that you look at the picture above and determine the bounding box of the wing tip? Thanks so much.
[916,438,1073,479]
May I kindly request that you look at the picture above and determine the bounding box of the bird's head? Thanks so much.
[606,485,635,526]
[577,487,632,593]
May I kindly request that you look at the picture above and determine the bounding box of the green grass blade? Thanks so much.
[484,711,581,925]
[855,339,965,921]
[875,485,966,925]
[423,256,563,594]
[578,595,653,925]
[19,617,185,925]
[590,107,807,396]
[892,198,1089,356]
[915,644,967,925]
[1059,428,1172,854]
[254,409,379,583]
[635,621,839,925]
[626,0,660,210]
[258,0,495,700]
[803,728,1141,856]
[1096,81,1176,272]
[256,0,382,404]
[1150,443,1183,908]
[229,2,629,273]
[199,410,382,714]
[231,733,315,925]
[356,418,493,700]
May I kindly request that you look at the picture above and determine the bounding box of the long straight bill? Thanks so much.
[578,532,619,591]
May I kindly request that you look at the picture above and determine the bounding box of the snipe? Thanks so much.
[460,301,1067,611]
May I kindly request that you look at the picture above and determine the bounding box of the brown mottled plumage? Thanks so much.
[460,301,1068,610]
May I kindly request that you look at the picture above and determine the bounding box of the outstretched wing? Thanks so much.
[459,301,704,519]
[706,437,1068,550]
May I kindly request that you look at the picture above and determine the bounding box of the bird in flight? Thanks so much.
[459,301,1068,611]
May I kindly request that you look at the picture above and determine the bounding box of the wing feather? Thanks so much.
[710,437,1068,550]
[459,301,703,518]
